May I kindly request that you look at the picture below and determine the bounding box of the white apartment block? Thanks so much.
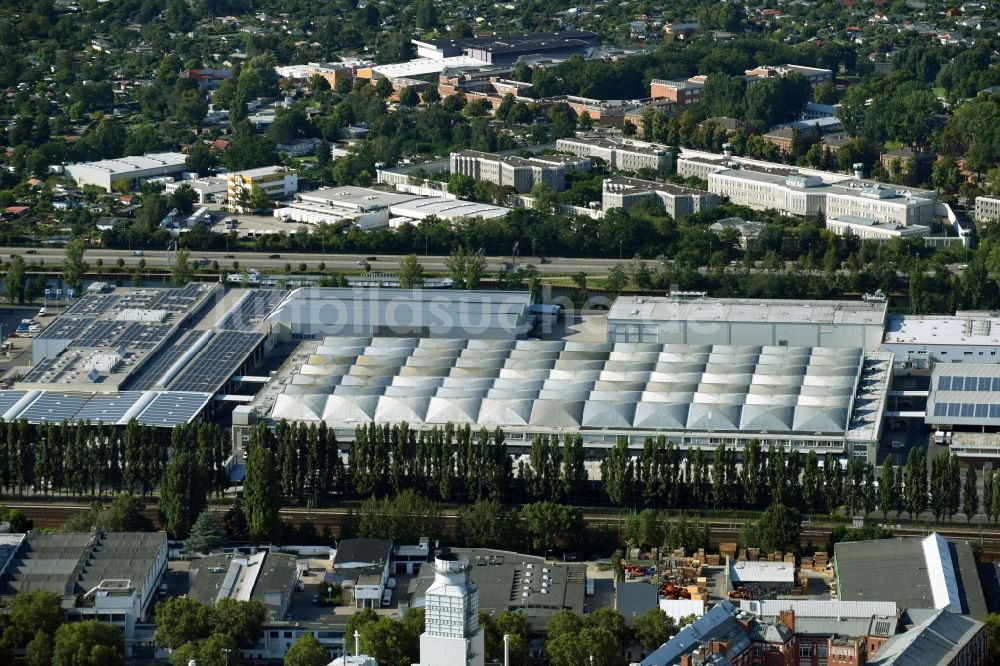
[449,150,590,193]
[226,166,299,213]
[556,137,672,173]
[602,176,718,219]
[975,195,1000,224]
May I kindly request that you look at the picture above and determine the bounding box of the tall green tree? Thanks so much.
[62,240,87,293]
[171,248,195,287]
[244,425,282,542]
[398,254,425,288]
[285,633,328,666]
[756,502,802,554]
[52,621,123,666]
[962,464,978,523]
[904,448,927,519]
[879,462,898,519]
[6,255,25,304]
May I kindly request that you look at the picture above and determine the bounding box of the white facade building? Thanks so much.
[975,195,1000,224]
[827,215,930,240]
[602,177,718,219]
[419,554,484,666]
[449,150,590,193]
[708,168,935,225]
[555,137,672,173]
[227,166,299,213]
[65,152,188,191]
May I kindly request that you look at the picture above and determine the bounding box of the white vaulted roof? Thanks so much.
[268,337,869,437]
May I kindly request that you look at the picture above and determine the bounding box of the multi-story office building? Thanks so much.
[649,78,704,106]
[449,150,589,193]
[226,166,299,212]
[555,137,672,173]
[602,176,718,219]
[975,195,1000,224]
[708,166,935,225]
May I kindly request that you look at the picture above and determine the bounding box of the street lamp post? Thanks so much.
[221,647,231,666]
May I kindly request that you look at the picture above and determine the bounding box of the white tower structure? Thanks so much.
[419,553,484,666]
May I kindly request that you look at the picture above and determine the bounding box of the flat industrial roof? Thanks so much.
[230,166,290,178]
[407,548,585,631]
[371,56,489,79]
[830,215,930,235]
[835,534,987,618]
[67,152,187,175]
[883,314,1000,346]
[389,197,510,220]
[0,532,165,598]
[296,186,422,211]
[607,295,888,327]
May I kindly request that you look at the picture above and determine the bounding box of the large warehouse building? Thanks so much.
[65,152,189,191]
[263,287,535,340]
[245,335,890,459]
[607,294,888,351]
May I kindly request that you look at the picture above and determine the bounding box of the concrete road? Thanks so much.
[4,247,654,277]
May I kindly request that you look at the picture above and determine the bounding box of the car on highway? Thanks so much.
[356,259,367,265]
[268,254,280,259]
[225,254,235,258]
[131,250,144,256]
[366,256,377,261]
[890,440,905,449]
[24,250,36,254]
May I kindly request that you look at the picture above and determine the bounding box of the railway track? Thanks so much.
[9,502,1000,560]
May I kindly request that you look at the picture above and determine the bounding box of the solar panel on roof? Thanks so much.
[74,392,145,423]
[18,392,92,424]
[168,331,263,392]
[125,330,201,390]
[135,392,211,426]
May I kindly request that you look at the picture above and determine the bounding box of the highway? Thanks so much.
[4,246,970,280]
[4,247,641,277]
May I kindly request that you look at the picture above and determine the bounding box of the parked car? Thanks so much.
[890,440,905,449]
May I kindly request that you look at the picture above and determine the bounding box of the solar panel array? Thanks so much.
[157,283,212,313]
[217,290,288,332]
[115,323,173,350]
[126,331,201,390]
[73,391,146,423]
[65,294,120,316]
[169,331,263,392]
[937,375,1000,392]
[136,392,213,426]
[19,392,94,423]
[0,390,210,426]
[37,317,94,341]
[116,291,163,310]
[0,391,24,416]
